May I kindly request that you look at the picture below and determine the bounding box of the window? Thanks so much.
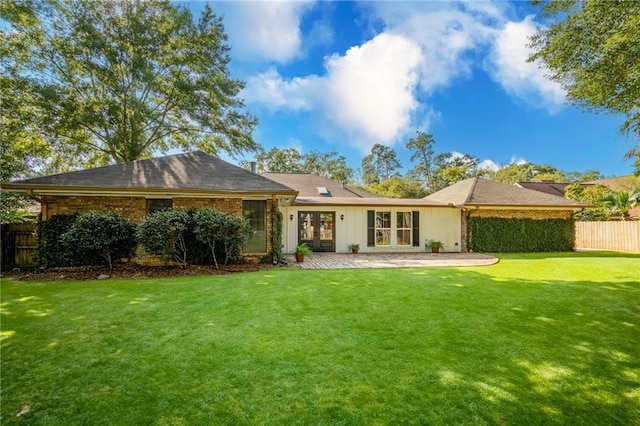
[375,211,391,246]
[397,212,412,246]
[243,200,266,253]
[146,198,172,214]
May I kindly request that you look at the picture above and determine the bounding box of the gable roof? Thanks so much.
[262,172,451,207]
[4,151,297,196]
[425,177,590,209]
[514,181,570,197]
[262,173,378,198]
[583,175,640,191]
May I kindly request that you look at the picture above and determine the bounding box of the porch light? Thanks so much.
[340,214,344,221]
[290,214,294,221]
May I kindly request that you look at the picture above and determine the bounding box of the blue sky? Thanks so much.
[191,1,635,178]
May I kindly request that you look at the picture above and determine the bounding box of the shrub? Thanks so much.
[35,214,79,268]
[62,212,137,268]
[192,208,252,269]
[136,209,190,268]
[468,217,574,252]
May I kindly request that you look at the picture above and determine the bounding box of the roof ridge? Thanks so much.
[465,177,480,204]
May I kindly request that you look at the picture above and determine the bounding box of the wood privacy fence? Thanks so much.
[575,221,640,252]
[1,223,38,270]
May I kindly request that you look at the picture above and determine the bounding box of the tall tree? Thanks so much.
[529,0,640,174]
[361,144,401,186]
[430,152,481,193]
[493,163,566,185]
[244,147,354,183]
[365,176,426,199]
[0,0,257,167]
[405,131,435,192]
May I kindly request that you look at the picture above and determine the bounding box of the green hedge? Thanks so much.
[467,217,574,252]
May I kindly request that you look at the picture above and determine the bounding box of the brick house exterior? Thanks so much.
[425,178,590,252]
[4,152,297,258]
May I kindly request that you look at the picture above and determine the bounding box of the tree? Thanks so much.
[493,163,566,185]
[529,0,640,174]
[405,131,435,192]
[430,152,481,192]
[565,183,612,221]
[192,207,251,269]
[365,176,426,199]
[0,0,257,166]
[601,190,639,221]
[361,144,401,185]
[244,147,354,183]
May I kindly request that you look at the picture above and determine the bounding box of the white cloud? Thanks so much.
[219,1,314,63]
[323,33,422,147]
[241,2,567,154]
[486,16,566,111]
[479,159,500,172]
[244,68,320,112]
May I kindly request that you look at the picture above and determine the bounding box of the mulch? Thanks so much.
[3,262,275,282]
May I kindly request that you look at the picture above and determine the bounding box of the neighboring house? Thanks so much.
[2,152,298,256]
[262,173,462,253]
[425,177,590,251]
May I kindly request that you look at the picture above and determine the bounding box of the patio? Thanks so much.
[284,252,499,269]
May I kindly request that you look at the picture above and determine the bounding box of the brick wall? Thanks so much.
[42,195,147,221]
[173,198,242,215]
[41,195,275,256]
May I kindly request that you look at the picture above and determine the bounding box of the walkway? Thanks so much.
[284,252,499,269]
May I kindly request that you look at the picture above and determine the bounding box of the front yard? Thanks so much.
[1,252,639,424]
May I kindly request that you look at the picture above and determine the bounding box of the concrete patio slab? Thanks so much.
[284,252,499,269]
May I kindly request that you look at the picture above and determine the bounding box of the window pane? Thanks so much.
[147,199,172,214]
[375,211,391,246]
[319,213,333,240]
[397,230,411,245]
[243,200,266,253]
[397,212,411,228]
[299,213,314,240]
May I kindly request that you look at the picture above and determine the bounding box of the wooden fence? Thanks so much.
[1,223,38,271]
[575,221,640,252]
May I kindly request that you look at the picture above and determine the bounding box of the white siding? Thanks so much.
[281,206,461,253]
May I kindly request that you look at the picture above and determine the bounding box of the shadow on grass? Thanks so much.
[1,266,639,424]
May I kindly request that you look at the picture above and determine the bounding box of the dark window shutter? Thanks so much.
[412,211,420,247]
[367,210,375,247]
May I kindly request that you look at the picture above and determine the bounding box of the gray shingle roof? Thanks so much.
[261,173,379,198]
[515,181,570,197]
[425,177,590,208]
[4,151,296,194]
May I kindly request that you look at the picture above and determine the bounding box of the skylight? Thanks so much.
[317,186,329,195]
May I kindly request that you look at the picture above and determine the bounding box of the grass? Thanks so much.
[1,252,639,425]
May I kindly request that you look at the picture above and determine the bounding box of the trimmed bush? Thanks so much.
[192,208,252,269]
[136,209,190,268]
[468,217,574,252]
[35,214,78,268]
[62,212,137,268]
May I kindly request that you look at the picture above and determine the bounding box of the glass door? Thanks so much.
[298,211,335,252]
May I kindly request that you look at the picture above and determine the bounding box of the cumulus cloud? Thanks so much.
[323,33,422,145]
[486,16,566,111]
[241,2,566,153]
[219,1,314,63]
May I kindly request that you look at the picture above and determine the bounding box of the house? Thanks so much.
[4,152,591,257]
[2,152,298,256]
[262,173,462,253]
[425,177,590,251]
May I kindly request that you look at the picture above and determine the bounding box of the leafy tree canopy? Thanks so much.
[493,163,566,185]
[529,0,640,174]
[365,176,426,199]
[405,131,435,190]
[245,147,353,183]
[0,0,257,168]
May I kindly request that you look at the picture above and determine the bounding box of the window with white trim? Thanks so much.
[396,212,412,246]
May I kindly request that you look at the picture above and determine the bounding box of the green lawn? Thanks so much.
[1,252,639,425]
